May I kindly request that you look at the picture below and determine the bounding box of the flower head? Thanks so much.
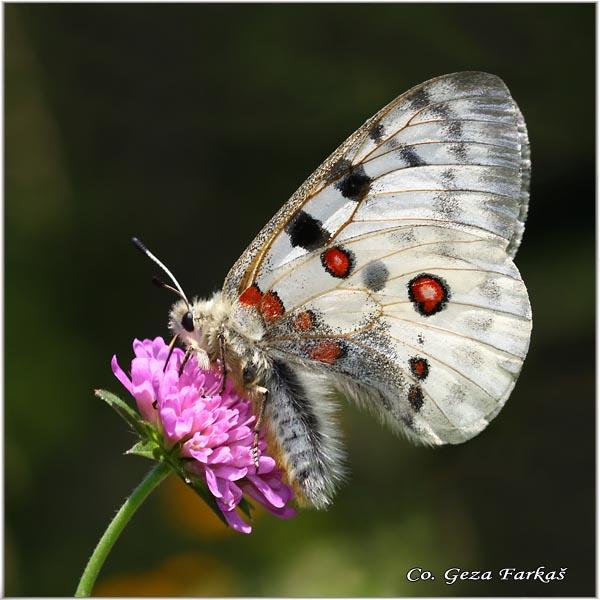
[111,337,295,533]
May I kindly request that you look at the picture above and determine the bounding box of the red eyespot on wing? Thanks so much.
[309,341,345,365]
[409,357,429,380]
[239,284,262,307]
[321,247,353,278]
[260,291,285,322]
[408,274,450,316]
[293,310,315,332]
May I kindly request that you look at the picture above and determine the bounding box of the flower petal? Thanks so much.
[212,464,248,481]
[204,466,221,498]
[131,380,158,424]
[111,355,133,395]
[245,474,287,508]
[207,446,232,464]
[242,479,296,517]
[218,503,251,534]
[256,456,276,474]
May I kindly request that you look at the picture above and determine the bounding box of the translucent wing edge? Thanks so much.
[507,106,531,257]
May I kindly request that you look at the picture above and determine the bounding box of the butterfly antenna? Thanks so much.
[131,237,191,306]
[151,276,189,305]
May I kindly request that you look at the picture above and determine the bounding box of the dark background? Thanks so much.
[5,3,595,596]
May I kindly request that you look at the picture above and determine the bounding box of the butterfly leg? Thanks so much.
[178,346,194,377]
[218,333,227,393]
[162,334,180,372]
[251,388,268,468]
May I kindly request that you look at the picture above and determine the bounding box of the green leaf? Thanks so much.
[95,389,152,439]
[126,439,161,461]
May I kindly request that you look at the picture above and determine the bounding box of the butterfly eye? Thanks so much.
[181,311,195,332]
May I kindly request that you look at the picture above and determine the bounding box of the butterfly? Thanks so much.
[135,72,531,509]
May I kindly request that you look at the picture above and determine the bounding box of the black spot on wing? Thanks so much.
[433,193,461,219]
[398,144,426,167]
[443,121,464,139]
[285,211,330,251]
[429,102,452,119]
[368,123,384,142]
[408,385,424,411]
[409,87,431,110]
[449,142,468,161]
[441,169,457,188]
[362,261,390,292]
[335,165,372,202]
[327,158,351,182]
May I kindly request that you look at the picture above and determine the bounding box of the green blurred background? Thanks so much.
[5,3,595,597]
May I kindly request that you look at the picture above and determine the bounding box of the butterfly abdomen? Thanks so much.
[265,360,344,509]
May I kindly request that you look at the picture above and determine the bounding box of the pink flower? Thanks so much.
[111,337,295,533]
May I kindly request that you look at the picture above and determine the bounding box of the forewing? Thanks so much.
[223,71,530,299]
[223,72,531,445]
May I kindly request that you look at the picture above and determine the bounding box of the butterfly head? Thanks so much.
[169,297,197,339]
[169,293,231,351]
[169,299,196,336]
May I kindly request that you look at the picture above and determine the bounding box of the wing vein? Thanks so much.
[385,314,524,360]
[382,299,530,321]
[368,163,518,183]
[362,139,518,166]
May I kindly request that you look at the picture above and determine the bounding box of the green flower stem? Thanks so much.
[75,461,171,597]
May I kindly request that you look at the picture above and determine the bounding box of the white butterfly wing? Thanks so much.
[267,226,530,442]
[223,72,531,446]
